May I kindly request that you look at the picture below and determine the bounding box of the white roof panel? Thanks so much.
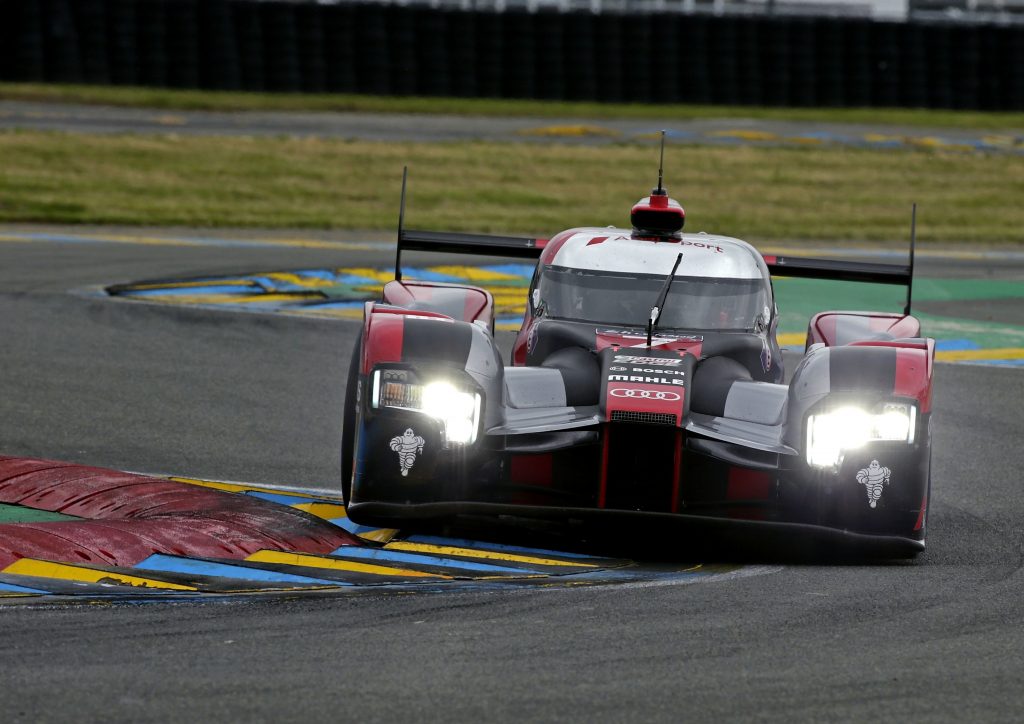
[549,228,766,280]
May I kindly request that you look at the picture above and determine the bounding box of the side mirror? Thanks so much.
[532,289,545,317]
[754,305,770,333]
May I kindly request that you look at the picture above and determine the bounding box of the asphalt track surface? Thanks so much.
[1,235,1024,723]
[3,99,1022,152]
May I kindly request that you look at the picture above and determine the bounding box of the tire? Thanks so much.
[920,435,932,544]
[340,338,361,506]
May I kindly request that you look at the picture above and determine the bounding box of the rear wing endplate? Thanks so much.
[393,166,546,281]
[763,205,917,315]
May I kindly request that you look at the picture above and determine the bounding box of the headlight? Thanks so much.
[806,403,915,468]
[371,371,481,446]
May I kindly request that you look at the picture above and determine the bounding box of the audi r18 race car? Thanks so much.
[341,158,934,557]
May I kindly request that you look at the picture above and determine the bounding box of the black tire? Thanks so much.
[340,338,361,506]
[920,435,932,544]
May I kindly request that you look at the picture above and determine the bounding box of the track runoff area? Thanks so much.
[2,457,754,603]
[0,229,1020,602]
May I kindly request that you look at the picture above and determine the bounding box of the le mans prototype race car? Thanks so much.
[341,154,934,557]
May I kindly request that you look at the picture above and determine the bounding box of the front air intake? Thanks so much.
[603,423,680,511]
[610,410,678,426]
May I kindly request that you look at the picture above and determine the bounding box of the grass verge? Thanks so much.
[2,82,1024,132]
[1,130,1022,242]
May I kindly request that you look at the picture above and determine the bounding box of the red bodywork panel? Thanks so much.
[806,312,933,412]
[382,279,494,328]
[806,312,922,348]
[362,307,407,375]
[630,193,686,236]
[604,382,685,423]
[893,345,935,413]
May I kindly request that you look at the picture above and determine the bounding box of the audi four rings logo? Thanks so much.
[609,388,681,401]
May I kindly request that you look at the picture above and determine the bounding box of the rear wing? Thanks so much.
[395,233,916,315]
[396,230,545,277]
[762,255,910,285]
[393,168,917,314]
[764,255,913,316]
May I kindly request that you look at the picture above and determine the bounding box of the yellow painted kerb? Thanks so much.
[246,550,450,579]
[3,558,197,591]
[357,528,399,544]
[385,541,598,568]
[426,265,525,282]
[172,477,344,502]
[293,502,349,520]
[777,332,807,346]
[936,347,1024,362]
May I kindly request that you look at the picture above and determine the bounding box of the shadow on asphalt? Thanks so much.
[402,514,924,568]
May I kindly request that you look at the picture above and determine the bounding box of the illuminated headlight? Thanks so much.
[806,403,916,468]
[371,372,481,445]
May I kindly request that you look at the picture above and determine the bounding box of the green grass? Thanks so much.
[0,503,78,523]
[3,82,1024,131]
[2,130,1022,242]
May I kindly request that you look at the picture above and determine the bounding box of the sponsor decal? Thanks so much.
[610,366,685,376]
[855,459,891,509]
[608,374,684,386]
[609,388,682,401]
[390,428,426,477]
[599,329,703,343]
[613,355,682,366]
[598,330,704,350]
[679,240,725,253]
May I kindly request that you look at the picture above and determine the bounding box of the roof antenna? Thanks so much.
[394,166,408,282]
[904,202,916,316]
[653,130,667,197]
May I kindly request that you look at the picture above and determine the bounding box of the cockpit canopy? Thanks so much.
[536,266,771,333]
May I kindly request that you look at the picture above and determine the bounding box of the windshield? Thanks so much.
[536,265,770,332]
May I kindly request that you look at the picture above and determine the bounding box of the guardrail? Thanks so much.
[0,0,1022,110]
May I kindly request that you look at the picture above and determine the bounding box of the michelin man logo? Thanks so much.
[856,459,892,509]
[390,428,425,477]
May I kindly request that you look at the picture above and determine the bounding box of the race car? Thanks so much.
[341,161,934,557]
